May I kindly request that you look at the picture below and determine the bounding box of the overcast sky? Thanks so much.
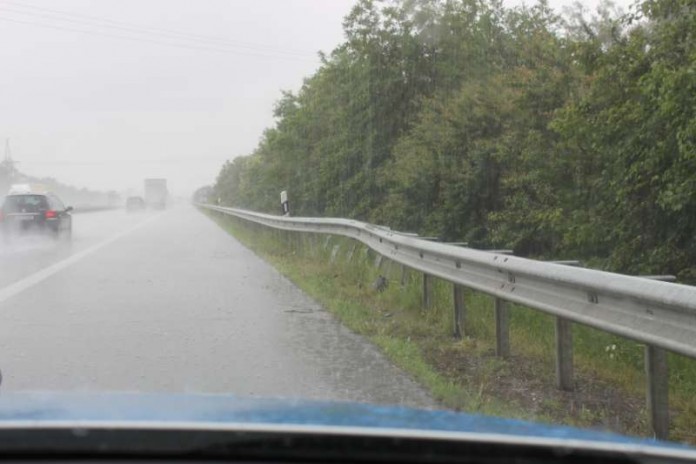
[0,0,633,197]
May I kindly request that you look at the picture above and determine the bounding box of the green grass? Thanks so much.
[202,209,696,443]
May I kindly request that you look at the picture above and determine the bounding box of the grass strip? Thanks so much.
[203,209,696,443]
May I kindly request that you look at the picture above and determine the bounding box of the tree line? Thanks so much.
[1,158,117,207]
[213,0,696,282]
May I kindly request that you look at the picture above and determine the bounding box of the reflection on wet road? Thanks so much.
[0,204,434,408]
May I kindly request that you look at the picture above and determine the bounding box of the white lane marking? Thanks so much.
[0,213,163,305]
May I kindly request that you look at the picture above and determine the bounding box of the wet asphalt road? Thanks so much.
[0,204,435,408]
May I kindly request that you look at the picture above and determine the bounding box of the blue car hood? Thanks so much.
[0,392,686,450]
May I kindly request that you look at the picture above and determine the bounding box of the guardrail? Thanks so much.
[200,204,696,439]
[71,205,121,213]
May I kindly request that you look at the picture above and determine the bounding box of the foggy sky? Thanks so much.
[0,0,632,197]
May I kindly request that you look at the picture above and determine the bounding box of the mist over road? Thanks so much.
[0,204,433,408]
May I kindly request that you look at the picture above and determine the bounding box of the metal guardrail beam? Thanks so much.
[200,204,696,359]
[550,260,582,267]
[641,275,678,282]
[72,205,121,213]
[201,204,696,439]
[484,249,514,255]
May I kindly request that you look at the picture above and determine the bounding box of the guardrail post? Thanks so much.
[555,317,574,391]
[289,231,297,253]
[346,243,357,263]
[422,274,433,310]
[294,231,301,253]
[330,245,341,264]
[645,344,669,439]
[374,254,384,268]
[453,284,466,338]
[298,232,304,253]
[309,233,318,256]
[494,298,510,358]
[280,229,287,250]
[400,265,409,286]
[382,258,393,278]
[299,232,308,255]
[639,274,673,440]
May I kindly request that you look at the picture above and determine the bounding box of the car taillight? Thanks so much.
[45,210,57,219]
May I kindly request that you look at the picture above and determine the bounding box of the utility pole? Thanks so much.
[2,138,17,180]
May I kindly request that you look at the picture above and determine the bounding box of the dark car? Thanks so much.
[0,189,73,242]
[126,196,146,212]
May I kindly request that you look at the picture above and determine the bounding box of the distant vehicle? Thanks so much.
[144,178,168,209]
[0,184,73,241]
[125,196,146,212]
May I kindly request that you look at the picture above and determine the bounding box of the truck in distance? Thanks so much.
[144,178,168,209]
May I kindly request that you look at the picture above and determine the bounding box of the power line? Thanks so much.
[0,14,318,62]
[0,2,316,61]
[4,0,314,56]
[0,2,316,58]
[20,158,229,165]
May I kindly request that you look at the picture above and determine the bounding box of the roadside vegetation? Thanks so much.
[0,158,117,206]
[206,0,696,444]
[205,210,696,443]
[212,0,696,283]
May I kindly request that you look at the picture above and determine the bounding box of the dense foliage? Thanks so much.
[213,0,696,281]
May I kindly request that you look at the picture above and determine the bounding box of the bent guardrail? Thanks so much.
[200,203,696,439]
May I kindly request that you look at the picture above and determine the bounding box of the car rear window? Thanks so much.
[2,195,49,213]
